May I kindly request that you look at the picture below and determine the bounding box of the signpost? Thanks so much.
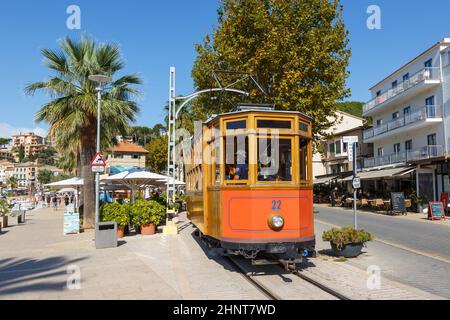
[428,201,446,220]
[390,192,406,215]
[343,136,359,228]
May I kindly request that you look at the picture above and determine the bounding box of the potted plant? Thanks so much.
[131,200,165,235]
[322,226,373,258]
[410,191,423,213]
[101,203,130,239]
[0,199,10,229]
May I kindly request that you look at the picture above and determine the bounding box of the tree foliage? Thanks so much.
[26,36,142,228]
[145,135,168,174]
[37,169,54,185]
[191,0,351,138]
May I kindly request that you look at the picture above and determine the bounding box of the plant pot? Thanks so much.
[2,215,7,228]
[140,223,156,235]
[117,227,125,239]
[331,242,363,258]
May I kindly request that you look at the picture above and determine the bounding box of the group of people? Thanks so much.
[35,193,75,210]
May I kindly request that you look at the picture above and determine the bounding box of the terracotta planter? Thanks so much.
[140,223,156,235]
[117,227,125,239]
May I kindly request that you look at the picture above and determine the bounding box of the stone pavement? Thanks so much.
[0,206,446,300]
[0,207,265,300]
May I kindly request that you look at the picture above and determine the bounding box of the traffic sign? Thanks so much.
[343,136,358,144]
[352,177,361,189]
[348,145,354,162]
[91,166,105,173]
[90,152,106,167]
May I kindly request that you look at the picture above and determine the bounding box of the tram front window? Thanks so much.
[258,138,292,182]
[225,136,249,181]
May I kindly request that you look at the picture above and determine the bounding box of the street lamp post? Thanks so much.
[88,75,111,226]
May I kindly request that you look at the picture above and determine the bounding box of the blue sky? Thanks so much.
[1,0,450,137]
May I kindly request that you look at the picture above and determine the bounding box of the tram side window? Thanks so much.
[300,138,309,181]
[225,135,249,181]
[257,138,292,182]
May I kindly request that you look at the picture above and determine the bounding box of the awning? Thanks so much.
[313,175,338,185]
[342,167,415,181]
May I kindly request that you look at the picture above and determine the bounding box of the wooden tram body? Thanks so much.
[185,104,315,262]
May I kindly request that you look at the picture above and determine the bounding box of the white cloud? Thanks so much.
[0,123,48,139]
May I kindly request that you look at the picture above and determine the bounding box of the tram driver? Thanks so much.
[234,150,248,180]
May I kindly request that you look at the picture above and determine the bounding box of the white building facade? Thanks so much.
[362,38,450,202]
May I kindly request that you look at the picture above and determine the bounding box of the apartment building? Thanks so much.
[0,161,14,185]
[13,162,37,188]
[106,141,148,169]
[313,111,369,183]
[362,38,450,202]
[12,132,45,161]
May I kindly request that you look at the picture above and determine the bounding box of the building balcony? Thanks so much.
[363,105,443,143]
[364,145,444,168]
[363,68,441,116]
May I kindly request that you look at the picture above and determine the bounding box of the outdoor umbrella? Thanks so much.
[104,170,166,201]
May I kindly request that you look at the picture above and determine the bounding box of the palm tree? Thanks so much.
[7,177,18,190]
[26,36,142,229]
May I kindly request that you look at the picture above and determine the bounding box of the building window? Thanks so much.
[335,141,341,155]
[403,73,410,82]
[392,80,398,89]
[343,142,348,153]
[394,143,401,153]
[132,154,139,159]
[376,119,383,127]
[376,90,381,97]
[405,140,412,152]
[377,147,384,157]
[392,112,399,120]
[329,143,335,154]
[403,106,411,117]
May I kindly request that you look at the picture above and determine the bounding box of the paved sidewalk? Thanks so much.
[0,207,265,300]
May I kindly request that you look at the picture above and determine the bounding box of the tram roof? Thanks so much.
[204,104,312,125]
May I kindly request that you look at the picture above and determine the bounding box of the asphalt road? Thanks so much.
[314,206,450,298]
[315,206,450,260]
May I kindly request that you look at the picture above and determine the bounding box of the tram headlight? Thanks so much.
[268,214,284,231]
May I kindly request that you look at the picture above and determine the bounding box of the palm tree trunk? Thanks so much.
[81,132,96,230]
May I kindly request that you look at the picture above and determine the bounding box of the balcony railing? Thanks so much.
[364,145,444,168]
[363,105,442,140]
[363,67,441,114]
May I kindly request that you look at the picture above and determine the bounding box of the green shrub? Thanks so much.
[0,199,10,217]
[131,200,166,227]
[101,202,130,228]
[322,227,373,250]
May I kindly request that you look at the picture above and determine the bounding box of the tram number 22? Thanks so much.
[271,200,282,211]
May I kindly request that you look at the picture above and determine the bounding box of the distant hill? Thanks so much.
[336,101,364,118]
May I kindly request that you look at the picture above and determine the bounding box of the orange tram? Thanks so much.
[185,104,315,266]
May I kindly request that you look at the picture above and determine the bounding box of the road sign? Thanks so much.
[348,145,354,162]
[343,136,358,144]
[91,166,105,173]
[352,177,361,189]
[90,152,106,167]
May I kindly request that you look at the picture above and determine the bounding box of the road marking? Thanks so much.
[315,218,450,265]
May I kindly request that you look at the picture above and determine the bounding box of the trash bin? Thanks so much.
[17,211,26,224]
[95,222,118,249]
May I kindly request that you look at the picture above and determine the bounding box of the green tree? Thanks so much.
[7,177,18,190]
[191,0,351,138]
[145,135,168,173]
[26,36,142,229]
[0,138,11,147]
[35,146,57,165]
[18,145,25,163]
[37,169,54,185]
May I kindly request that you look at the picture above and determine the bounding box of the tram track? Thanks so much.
[225,256,351,300]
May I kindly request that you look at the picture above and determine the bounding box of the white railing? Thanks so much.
[407,145,444,161]
[364,145,443,168]
[362,105,442,140]
[363,67,441,114]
